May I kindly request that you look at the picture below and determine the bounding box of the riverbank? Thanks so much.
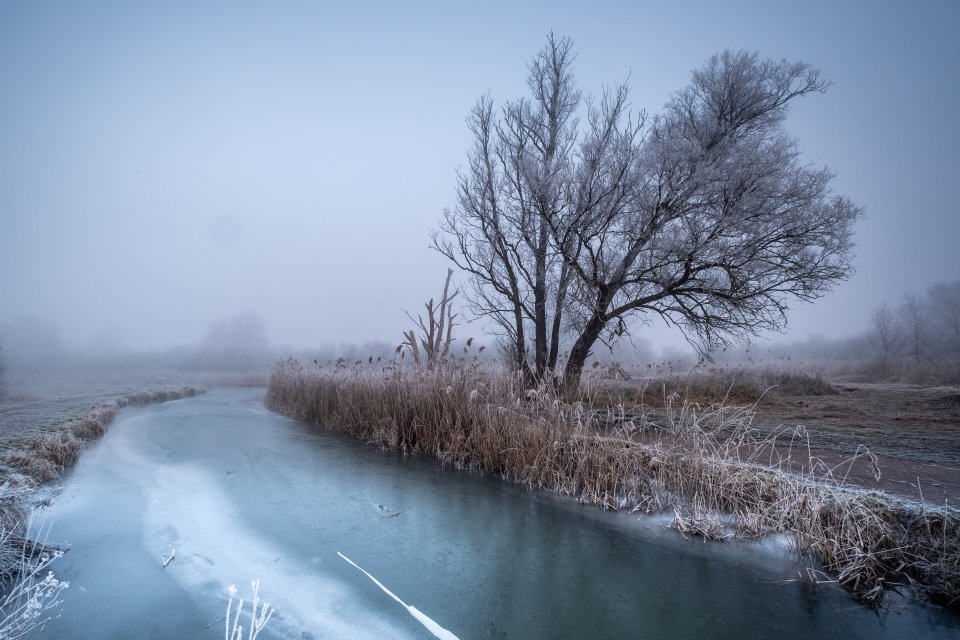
[0,385,204,489]
[598,370,960,504]
[0,386,204,559]
[265,359,960,610]
[0,383,206,634]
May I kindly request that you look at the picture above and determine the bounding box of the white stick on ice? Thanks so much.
[162,548,176,568]
[337,551,460,640]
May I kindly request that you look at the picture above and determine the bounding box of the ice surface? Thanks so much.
[46,393,416,639]
[139,443,414,639]
[338,552,460,640]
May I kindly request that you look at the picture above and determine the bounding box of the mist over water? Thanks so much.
[40,390,959,639]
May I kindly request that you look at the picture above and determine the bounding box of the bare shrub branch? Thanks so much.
[401,269,459,369]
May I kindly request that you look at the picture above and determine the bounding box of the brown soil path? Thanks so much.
[599,379,960,505]
[750,383,960,505]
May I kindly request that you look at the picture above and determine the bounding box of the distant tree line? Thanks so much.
[0,312,279,379]
[867,280,960,382]
[710,279,960,384]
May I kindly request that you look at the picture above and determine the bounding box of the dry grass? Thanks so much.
[1,386,203,486]
[600,365,838,406]
[265,358,959,609]
[0,491,27,545]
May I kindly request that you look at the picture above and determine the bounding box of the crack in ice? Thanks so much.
[337,552,460,640]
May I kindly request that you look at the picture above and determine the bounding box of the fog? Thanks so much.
[2,1,958,372]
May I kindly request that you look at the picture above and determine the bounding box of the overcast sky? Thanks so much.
[1,0,958,354]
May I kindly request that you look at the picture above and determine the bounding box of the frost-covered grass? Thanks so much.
[0,386,204,487]
[0,552,68,640]
[0,514,68,640]
[265,358,960,610]
[225,580,274,640]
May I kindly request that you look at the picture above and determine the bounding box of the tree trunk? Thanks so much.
[560,313,606,397]
[547,262,569,374]
[534,223,549,378]
[513,303,530,379]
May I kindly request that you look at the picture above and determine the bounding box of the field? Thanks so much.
[753,383,958,503]
[599,374,959,505]
[0,382,203,487]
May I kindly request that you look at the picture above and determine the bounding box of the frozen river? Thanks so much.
[40,388,958,639]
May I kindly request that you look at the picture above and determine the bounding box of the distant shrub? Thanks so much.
[764,369,837,396]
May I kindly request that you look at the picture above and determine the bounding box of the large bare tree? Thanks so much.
[436,37,860,393]
[435,34,579,380]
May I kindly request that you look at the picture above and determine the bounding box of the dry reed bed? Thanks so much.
[2,386,204,485]
[266,359,959,609]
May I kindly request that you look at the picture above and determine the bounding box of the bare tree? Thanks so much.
[0,341,5,400]
[898,294,926,364]
[870,303,901,377]
[437,37,860,394]
[435,34,578,380]
[204,312,269,351]
[401,269,459,368]
[928,280,960,356]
